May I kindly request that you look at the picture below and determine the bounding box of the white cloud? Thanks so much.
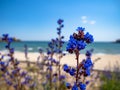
[81,16,96,25]
[82,20,87,24]
[81,16,87,20]
[89,20,96,25]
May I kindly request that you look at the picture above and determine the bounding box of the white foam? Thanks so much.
[0,50,9,54]
[95,53,106,56]
[28,47,33,51]
[63,51,68,54]
[37,47,42,49]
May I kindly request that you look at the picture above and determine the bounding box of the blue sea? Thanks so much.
[0,41,120,54]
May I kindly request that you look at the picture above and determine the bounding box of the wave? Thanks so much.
[28,47,33,51]
[37,47,42,49]
[94,53,106,56]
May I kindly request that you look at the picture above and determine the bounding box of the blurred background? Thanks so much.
[0,0,120,54]
[0,0,120,90]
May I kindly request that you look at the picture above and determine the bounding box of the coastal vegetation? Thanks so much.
[0,19,120,90]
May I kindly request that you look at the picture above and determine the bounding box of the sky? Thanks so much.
[0,0,120,41]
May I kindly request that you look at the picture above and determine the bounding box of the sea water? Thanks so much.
[0,41,120,54]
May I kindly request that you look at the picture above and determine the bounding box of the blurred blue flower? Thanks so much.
[47,66,52,71]
[2,34,9,41]
[85,81,90,85]
[5,79,12,86]
[57,19,64,25]
[20,71,27,77]
[46,74,50,79]
[25,76,31,82]
[8,37,13,43]
[72,84,78,90]
[85,68,91,76]
[86,50,92,57]
[0,61,5,66]
[59,75,65,80]
[66,82,71,89]
[10,48,14,54]
[79,83,86,90]
[38,48,43,53]
[52,78,57,83]
[2,34,8,38]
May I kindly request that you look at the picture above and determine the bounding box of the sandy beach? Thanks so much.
[5,51,119,71]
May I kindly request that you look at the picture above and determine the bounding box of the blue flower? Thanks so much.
[10,48,14,54]
[79,83,86,90]
[48,42,54,49]
[84,32,94,43]
[57,19,64,25]
[85,68,91,76]
[13,84,17,89]
[47,66,52,71]
[60,24,64,28]
[56,61,59,65]
[12,68,20,75]
[2,34,8,40]
[5,79,12,86]
[14,60,19,65]
[59,75,65,80]
[57,29,61,35]
[3,34,8,38]
[66,35,87,52]
[8,37,13,43]
[69,68,76,76]
[77,41,86,50]
[84,58,93,69]
[38,48,43,53]
[52,78,57,83]
[72,84,78,90]
[0,61,5,66]
[86,50,92,57]
[63,64,69,72]
[46,74,50,79]
[76,27,85,31]
[66,82,71,89]
[12,70,17,75]
[0,67,6,72]
[24,76,31,84]
[20,71,27,77]
[57,27,61,30]
[66,35,77,51]
[47,49,51,55]
[85,81,90,85]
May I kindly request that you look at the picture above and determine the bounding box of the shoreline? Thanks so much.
[1,50,120,55]
[0,51,120,71]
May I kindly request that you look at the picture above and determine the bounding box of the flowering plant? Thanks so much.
[39,19,66,90]
[63,27,94,90]
[0,34,35,90]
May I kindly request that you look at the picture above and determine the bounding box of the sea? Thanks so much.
[0,41,120,54]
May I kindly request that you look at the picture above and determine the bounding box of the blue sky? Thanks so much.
[0,0,120,41]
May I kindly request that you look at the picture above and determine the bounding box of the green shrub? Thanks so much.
[100,72,120,90]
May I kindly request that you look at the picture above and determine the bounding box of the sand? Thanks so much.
[9,51,120,71]
[1,51,120,71]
